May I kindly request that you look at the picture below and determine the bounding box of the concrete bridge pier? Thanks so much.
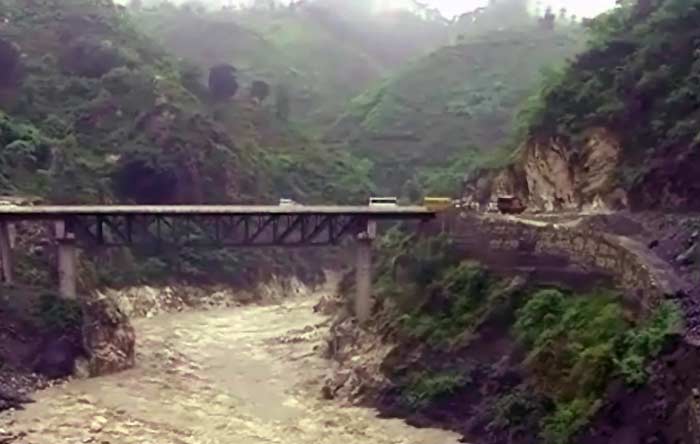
[55,220,77,299]
[355,220,376,324]
[0,221,14,285]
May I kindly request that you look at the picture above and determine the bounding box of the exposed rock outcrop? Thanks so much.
[0,384,33,412]
[467,125,700,213]
[522,128,624,211]
[81,293,135,377]
[465,128,628,212]
[322,316,394,403]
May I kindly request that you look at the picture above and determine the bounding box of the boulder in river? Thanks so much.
[82,293,135,377]
[0,384,33,411]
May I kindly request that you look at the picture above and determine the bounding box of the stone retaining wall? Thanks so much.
[456,214,685,313]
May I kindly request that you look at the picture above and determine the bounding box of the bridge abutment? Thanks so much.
[55,221,77,299]
[0,221,14,285]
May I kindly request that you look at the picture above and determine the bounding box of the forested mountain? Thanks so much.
[478,0,700,211]
[328,0,585,196]
[0,0,375,207]
[0,0,593,282]
[132,0,450,126]
[0,0,378,287]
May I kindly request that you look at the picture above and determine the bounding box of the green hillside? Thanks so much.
[0,0,376,286]
[0,0,259,203]
[0,0,376,205]
[132,2,449,127]
[329,6,585,195]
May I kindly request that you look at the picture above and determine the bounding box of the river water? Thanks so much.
[2,293,460,444]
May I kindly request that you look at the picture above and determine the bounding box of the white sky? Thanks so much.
[394,0,617,18]
[131,0,617,19]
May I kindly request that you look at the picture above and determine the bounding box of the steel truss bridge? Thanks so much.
[0,205,436,247]
[0,204,437,321]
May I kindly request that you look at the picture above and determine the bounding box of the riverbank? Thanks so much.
[0,269,330,412]
[321,228,691,444]
[1,282,460,444]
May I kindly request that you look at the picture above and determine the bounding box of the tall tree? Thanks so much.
[540,6,556,30]
[275,84,290,121]
[208,64,238,101]
[250,80,271,102]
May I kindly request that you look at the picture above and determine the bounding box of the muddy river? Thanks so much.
[2,291,459,444]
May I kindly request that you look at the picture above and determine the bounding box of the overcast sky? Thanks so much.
[394,0,617,18]
[133,0,617,19]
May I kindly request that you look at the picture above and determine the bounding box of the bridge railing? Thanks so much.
[70,213,371,248]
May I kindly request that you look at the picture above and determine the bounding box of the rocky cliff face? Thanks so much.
[522,128,626,212]
[486,126,700,213]
[502,0,700,213]
[467,128,629,212]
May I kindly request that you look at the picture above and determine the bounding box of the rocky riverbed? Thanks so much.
[0,290,459,444]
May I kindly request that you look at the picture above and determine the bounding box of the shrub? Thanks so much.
[401,370,468,410]
[514,288,567,347]
[515,290,683,443]
[34,292,83,332]
[541,398,595,444]
[520,0,700,162]
[275,84,291,121]
[613,301,683,386]
[401,261,496,346]
[490,389,549,430]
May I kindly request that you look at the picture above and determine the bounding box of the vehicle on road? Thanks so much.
[279,198,300,206]
[423,197,452,211]
[369,197,398,207]
[497,196,526,214]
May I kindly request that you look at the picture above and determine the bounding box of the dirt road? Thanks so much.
[1,293,459,444]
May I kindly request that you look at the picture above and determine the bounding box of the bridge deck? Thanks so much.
[0,205,435,218]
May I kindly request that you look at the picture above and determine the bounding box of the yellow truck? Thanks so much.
[423,197,453,211]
